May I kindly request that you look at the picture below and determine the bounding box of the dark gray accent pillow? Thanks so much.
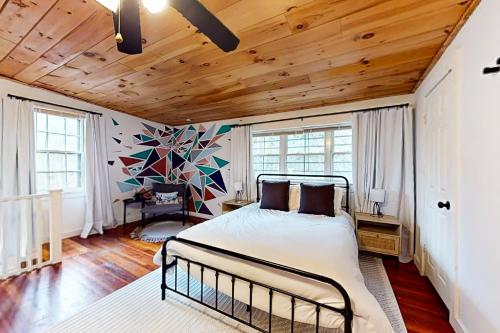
[260,180,290,211]
[298,183,335,217]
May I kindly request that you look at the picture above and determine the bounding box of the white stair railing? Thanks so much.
[0,189,62,280]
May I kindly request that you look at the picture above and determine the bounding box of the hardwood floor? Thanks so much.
[383,260,453,333]
[0,223,453,333]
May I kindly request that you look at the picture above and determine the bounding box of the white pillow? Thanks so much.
[156,191,178,205]
[289,184,301,211]
[334,187,345,214]
[288,185,345,213]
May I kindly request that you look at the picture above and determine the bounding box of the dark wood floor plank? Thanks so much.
[383,259,454,333]
[0,223,453,333]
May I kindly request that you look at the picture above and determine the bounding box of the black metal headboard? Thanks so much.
[256,173,350,213]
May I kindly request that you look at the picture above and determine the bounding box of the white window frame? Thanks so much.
[330,127,353,182]
[252,125,353,183]
[252,134,281,177]
[285,131,326,175]
[35,108,85,193]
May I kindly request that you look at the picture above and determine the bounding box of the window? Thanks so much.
[252,126,353,183]
[286,132,325,175]
[252,135,280,178]
[35,111,85,192]
[331,128,353,182]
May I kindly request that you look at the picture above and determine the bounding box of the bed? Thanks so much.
[153,174,394,333]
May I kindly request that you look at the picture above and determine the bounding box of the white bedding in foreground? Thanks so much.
[153,204,394,333]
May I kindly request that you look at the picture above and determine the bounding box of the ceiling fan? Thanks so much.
[96,0,240,55]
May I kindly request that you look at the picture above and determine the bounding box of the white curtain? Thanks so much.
[0,97,35,274]
[230,125,254,200]
[0,98,36,196]
[81,114,115,238]
[353,105,415,262]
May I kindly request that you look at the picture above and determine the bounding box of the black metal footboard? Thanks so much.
[161,236,353,333]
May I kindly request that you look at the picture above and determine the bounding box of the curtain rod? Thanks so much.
[232,103,410,127]
[6,94,103,116]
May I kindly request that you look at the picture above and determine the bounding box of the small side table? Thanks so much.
[221,199,254,214]
[123,197,144,228]
[355,212,401,258]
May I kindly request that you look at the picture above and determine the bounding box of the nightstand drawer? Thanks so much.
[357,230,400,256]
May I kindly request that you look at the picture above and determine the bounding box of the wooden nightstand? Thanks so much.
[355,212,401,257]
[221,199,254,214]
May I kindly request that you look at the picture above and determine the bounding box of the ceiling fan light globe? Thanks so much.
[141,0,168,14]
[96,0,119,12]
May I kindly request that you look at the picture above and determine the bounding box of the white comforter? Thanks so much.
[153,204,393,333]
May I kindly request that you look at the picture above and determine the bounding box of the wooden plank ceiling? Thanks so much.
[0,0,478,125]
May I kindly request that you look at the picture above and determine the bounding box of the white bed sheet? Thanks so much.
[153,204,394,333]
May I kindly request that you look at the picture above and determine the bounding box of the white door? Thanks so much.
[422,69,458,309]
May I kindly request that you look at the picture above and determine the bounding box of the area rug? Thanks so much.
[45,255,406,333]
[130,221,192,242]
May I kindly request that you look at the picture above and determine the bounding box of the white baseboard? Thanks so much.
[451,316,469,333]
[62,228,84,239]
[414,254,425,275]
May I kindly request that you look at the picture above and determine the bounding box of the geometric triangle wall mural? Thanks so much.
[116,122,230,216]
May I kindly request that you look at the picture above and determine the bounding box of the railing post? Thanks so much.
[48,189,62,264]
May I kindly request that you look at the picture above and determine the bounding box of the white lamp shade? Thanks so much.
[141,0,168,14]
[370,189,385,203]
[233,182,243,192]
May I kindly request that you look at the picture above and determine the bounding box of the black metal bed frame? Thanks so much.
[161,174,353,333]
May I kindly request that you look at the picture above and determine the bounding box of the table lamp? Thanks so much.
[370,188,385,217]
[234,182,243,202]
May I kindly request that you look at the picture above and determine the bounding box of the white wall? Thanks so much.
[188,94,415,217]
[415,1,500,332]
[0,78,415,234]
[0,77,165,238]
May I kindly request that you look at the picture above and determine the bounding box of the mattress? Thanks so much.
[153,204,394,333]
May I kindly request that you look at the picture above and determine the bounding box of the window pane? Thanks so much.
[49,172,66,189]
[333,162,352,172]
[286,163,304,174]
[66,118,79,135]
[334,136,351,145]
[307,163,324,172]
[333,144,351,153]
[49,153,66,171]
[36,132,47,150]
[253,155,264,164]
[47,133,66,151]
[35,111,84,192]
[332,128,352,183]
[36,153,48,172]
[286,132,325,176]
[67,154,81,171]
[66,135,79,152]
[288,146,305,154]
[252,134,281,177]
[263,155,279,163]
[334,129,351,137]
[333,154,352,162]
[47,114,65,134]
[307,155,324,163]
[36,113,47,131]
[36,173,48,192]
[67,172,81,188]
[253,141,264,149]
[286,155,304,163]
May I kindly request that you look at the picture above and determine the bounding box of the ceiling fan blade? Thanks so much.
[170,0,239,52]
[113,0,142,55]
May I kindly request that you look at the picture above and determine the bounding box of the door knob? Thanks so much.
[437,201,450,210]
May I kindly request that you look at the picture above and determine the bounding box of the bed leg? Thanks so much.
[344,311,353,333]
[161,243,167,301]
